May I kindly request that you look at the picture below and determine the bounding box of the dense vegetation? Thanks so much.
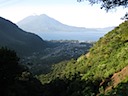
[0,47,44,96]
[38,20,128,96]
[105,77,128,95]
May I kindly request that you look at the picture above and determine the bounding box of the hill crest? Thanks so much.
[0,16,46,56]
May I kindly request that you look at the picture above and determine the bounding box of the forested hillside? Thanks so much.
[38,21,128,96]
[0,17,46,56]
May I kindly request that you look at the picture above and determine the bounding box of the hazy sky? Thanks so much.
[0,0,127,28]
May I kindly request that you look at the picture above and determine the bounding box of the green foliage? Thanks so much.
[38,21,128,96]
[78,0,128,11]
[82,21,128,95]
[0,47,44,96]
[105,77,128,96]
[0,47,21,84]
[38,61,68,84]
[82,21,128,80]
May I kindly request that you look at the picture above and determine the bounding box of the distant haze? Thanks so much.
[0,0,127,28]
[17,14,114,41]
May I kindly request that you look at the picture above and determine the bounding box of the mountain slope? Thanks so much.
[69,21,128,95]
[82,21,128,80]
[38,21,128,96]
[0,17,46,56]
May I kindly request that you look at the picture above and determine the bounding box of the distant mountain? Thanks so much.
[17,14,91,33]
[17,14,114,41]
[0,17,46,56]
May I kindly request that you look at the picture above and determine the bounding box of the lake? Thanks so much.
[38,31,108,41]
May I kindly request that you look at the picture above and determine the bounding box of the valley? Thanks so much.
[0,15,128,96]
[21,40,93,75]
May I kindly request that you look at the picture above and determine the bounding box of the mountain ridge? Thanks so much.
[0,16,46,56]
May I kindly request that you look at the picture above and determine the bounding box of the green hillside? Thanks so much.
[38,21,128,96]
[82,20,128,80]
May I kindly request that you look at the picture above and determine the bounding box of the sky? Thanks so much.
[0,0,128,28]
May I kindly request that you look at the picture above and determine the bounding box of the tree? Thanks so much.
[0,47,44,96]
[77,0,128,19]
[77,0,128,10]
[0,47,21,82]
[0,47,23,95]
